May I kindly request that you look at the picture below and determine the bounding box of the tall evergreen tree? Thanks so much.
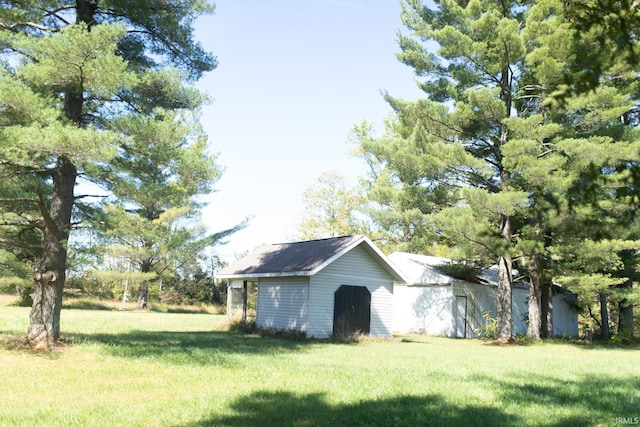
[505,0,640,339]
[356,0,640,340]
[560,0,639,99]
[92,114,243,309]
[355,0,533,339]
[0,1,218,349]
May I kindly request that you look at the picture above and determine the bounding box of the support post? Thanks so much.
[242,280,248,323]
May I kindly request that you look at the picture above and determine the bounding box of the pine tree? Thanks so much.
[502,0,640,339]
[356,0,640,340]
[91,114,243,309]
[0,1,217,349]
[355,0,534,339]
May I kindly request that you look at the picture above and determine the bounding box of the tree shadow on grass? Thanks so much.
[68,330,313,366]
[471,373,640,426]
[179,372,640,427]
[180,390,523,427]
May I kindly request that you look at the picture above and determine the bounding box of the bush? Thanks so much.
[611,331,638,346]
[62,299,114,311]
[258,327,307,341]
[224,318,257,333]
[14,283,33,307]
[63,276,116,300]
[475,311,498,340]
[158,291,181,305]
[0,276,33,306]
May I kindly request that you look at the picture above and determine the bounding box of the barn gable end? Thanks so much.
[308,244,395,338]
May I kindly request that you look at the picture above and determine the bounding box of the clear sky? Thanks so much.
[193,1,423,263]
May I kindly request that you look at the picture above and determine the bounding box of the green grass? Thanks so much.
[1,301,638,427]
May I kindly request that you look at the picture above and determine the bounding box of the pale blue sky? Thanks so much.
[194,1,423,262]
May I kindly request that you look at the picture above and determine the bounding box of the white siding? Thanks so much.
[307,245,395,338]
[394,281,530,338]
[256,277,309,333]
[553,293,579,337]
[512,287,529,336]
[451,281,498,338]
[393,285,454,335]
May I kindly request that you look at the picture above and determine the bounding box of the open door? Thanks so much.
[333,285,371,337]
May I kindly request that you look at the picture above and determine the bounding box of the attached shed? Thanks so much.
[390,252,578,338]
[217,235,406,338]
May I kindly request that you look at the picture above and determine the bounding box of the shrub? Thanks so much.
[0,276,33,307]
[62,299,114,311]
[258,327,307,341]
[475,311,498,340]
[14,283,33,307]
[63,276,115,300]
[223,318,257,333]
[159,291,181,305]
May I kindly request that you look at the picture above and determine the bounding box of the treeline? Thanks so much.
[1,270,228,308]
[299,0,640,341]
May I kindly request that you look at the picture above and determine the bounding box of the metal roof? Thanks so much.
[218,235,406,282]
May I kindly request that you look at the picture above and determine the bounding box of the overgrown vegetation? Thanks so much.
[475,311,499,340]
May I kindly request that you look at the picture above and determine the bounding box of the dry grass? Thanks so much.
[0,293,18,306]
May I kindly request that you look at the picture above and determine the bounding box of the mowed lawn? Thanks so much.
[1,300,638,427]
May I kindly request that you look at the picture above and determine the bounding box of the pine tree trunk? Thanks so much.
[27,157,76,350]
[599,293,610,340]
[26,0,93,348]
[137,259,153,310]
[497,212,513,340]
[540,280,553,338]
[527,256,541,340]
[496,97,513,340]
[618,278,634,337]
[137,285,148,310]
[618,302,634,337]
[28,271,63,350]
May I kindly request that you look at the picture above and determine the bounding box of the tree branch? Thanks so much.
[74,194,108,201]
[35,188,57,233]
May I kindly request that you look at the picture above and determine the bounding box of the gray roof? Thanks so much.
[218,235,406,282]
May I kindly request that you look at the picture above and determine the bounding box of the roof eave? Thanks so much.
[217,271,313,280]
[401,282,452,287]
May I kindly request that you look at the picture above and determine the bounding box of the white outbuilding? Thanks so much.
[219,236,579,339]
[390,252,579,338]
[217,235,406,338]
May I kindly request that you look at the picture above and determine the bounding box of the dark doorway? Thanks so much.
[333,285,371,337]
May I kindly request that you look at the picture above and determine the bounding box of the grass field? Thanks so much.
[1,297,638,427]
